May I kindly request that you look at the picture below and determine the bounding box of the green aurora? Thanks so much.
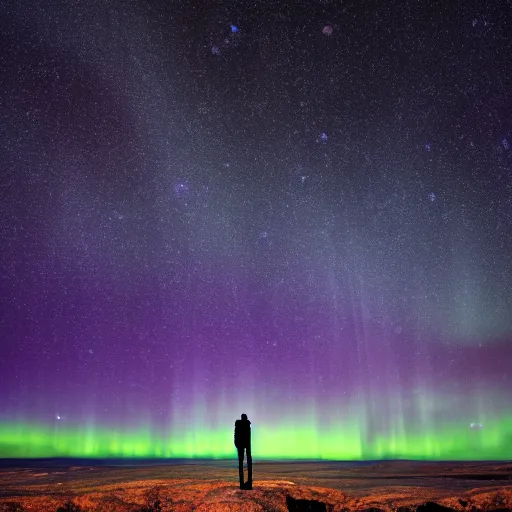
[2,415,511,460]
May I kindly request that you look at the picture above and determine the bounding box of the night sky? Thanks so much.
[1,0,512,459]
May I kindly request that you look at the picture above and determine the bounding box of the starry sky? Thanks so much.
[1,0,512,459]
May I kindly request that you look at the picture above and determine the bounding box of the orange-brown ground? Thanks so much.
[0,460,511,511]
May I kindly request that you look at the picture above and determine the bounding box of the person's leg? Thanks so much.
[237,447,244,489]
[246,444,252,488]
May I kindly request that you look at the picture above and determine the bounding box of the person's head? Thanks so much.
[241,413,248,421]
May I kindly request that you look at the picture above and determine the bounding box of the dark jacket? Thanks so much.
[234,418,251,448]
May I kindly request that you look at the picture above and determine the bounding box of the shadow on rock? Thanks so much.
[286,495,328,511]
[416,503,456,512]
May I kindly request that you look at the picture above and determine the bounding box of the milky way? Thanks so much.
[1,0,511,459]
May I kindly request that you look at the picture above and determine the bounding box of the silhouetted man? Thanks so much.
[234,413,252,489]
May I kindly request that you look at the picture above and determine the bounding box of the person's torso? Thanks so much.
[235,419,251,445]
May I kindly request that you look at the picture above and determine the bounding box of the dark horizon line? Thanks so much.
[0,457,510,467]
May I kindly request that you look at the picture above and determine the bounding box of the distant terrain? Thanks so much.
[0,460,511,511]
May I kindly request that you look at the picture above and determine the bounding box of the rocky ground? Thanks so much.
[0,460,511,511]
